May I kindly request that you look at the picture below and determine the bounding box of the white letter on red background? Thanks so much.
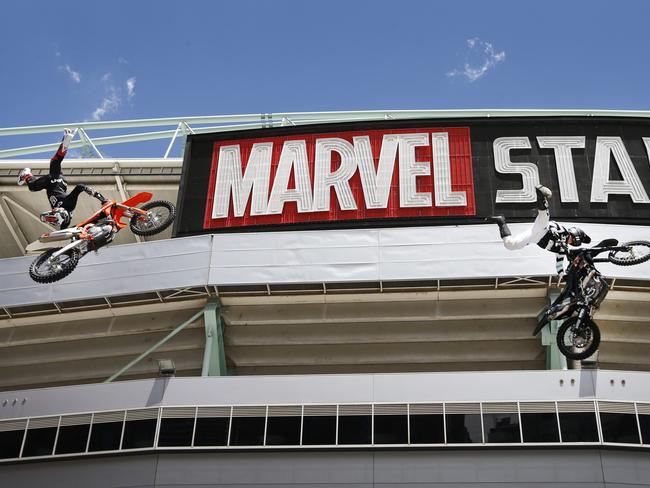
[399,133,431,207]
[354,134,399,209]
[212,143,272,219]
[431,132,467,206]
[313,138,358,211]
[267,140,314,214]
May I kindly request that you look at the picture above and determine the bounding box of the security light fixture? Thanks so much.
[158,359,176,377]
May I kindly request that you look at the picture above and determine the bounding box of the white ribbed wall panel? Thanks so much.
[2,223,650,307]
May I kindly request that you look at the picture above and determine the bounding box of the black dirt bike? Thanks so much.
[533,239,650,361]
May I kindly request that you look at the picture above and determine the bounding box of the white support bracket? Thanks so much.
[164,121,196,159]
[77,128,104,159]
[112,162,142,243]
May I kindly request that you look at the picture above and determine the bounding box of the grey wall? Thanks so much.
[1,449,648,488]
[1,370,645,421]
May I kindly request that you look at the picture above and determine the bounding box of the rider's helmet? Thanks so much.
[567,227,591,246]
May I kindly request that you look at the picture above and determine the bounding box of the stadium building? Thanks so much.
[1,110,650,487]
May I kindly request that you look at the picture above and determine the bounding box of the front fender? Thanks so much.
[533,315,550,337]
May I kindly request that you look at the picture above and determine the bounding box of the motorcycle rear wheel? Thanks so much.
[130,200,176,236]
[29,247,80,284]
[609,240,650,266]
[556,316,601,361]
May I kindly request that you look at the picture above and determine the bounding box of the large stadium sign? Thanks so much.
[174,118,650,236]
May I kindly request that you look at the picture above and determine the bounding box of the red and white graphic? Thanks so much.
[204,127,475,229]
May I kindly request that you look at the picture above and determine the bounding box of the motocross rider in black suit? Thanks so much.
[17,129,107,229]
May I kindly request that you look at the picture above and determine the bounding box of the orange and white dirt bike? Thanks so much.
[28,192,176,284]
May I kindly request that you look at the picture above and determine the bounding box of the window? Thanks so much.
[193,406,230,446]
[338,405,371,445]
[521,413,560,443]
[158,408,196,447]
[446,404,482,443]
[374,404,408,444]
[599,403,639,444]
[483,403,520,443]
[266,406,301,446]
[409,404,444,444]
[230,406,265,446]
[639,414,650,444]
[89,422,123,451]
[122,409,157,449]
[22,417,59,457]
[0,420,26,460]
[56,425,90,454]
[89,411,124,452]
[0,429,25,459]
[55,414,92,455]
[302,405,336,445]
[557,402,599,443]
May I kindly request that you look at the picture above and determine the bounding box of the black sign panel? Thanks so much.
[174,117,650,238]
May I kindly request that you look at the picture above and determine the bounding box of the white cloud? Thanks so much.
[447,38,506,82]
[118,57,128,64]
[62,64,81,83]
[101,72,111,82]
[91,88,121,121]
[126,77,136,100]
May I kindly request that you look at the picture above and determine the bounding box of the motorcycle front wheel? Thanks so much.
[130,200,176,236]
[609,240,650,266]
[556,316,601,361]
[29,247,80,284]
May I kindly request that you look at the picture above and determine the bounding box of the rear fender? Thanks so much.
[121,191,153,208]
[113,192,153,224]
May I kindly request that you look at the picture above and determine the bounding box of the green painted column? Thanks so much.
[202,300,227,376]
[539,291,568,370]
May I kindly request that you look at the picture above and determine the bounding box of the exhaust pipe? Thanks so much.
[39,229,81,243]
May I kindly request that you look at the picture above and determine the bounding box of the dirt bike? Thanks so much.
[28,192,176,284]
[533,239,650,360]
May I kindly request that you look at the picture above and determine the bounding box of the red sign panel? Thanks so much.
[204,127,475,229]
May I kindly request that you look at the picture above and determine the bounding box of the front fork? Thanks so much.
[576,306,589,325]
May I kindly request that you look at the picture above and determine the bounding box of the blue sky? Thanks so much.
[1,0,649,155]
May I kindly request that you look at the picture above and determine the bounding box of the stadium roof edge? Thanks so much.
[4,109,650,135]
[3,108,650,159]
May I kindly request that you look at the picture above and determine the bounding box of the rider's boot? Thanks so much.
[486,215,511,238]
[17,168,33,186]
[536,185,552,210]
[82,185,108,204]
